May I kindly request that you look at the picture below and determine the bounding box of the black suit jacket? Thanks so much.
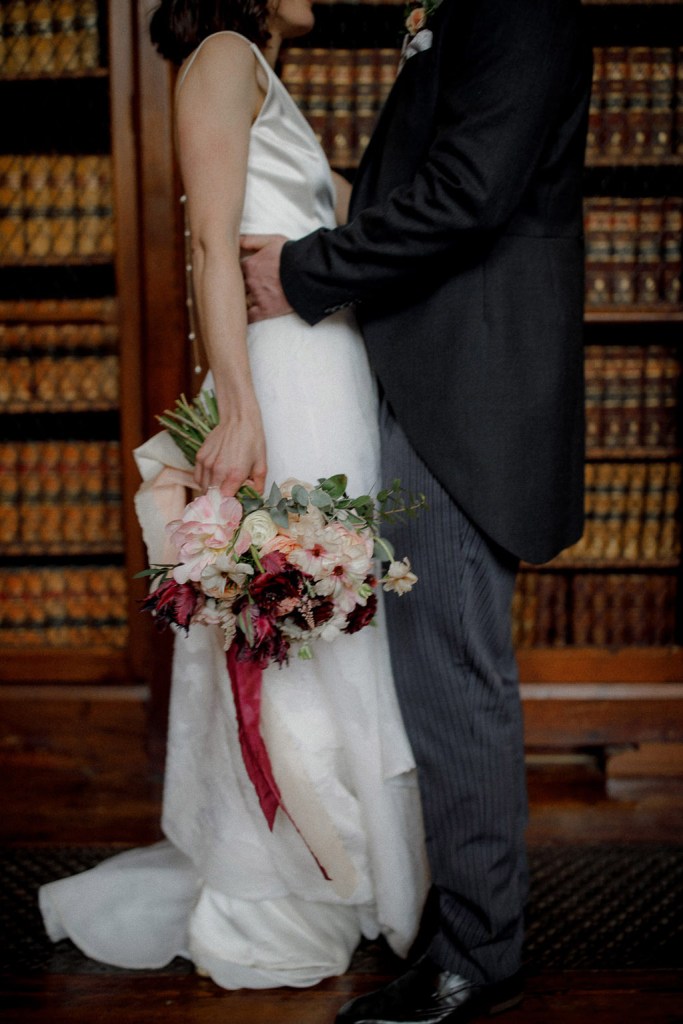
[281,0,592,564]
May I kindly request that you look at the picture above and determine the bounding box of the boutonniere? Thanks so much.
[399,0,443,70]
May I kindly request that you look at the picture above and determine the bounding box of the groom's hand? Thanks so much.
[240,235,293,322]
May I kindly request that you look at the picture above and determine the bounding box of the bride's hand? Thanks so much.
[194,406,267,497]
[240,234,292,322]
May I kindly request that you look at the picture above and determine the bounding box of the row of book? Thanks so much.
[0,319,120,413]
[0,321,118,350]
[552,461,681,564]
[3,349,678,437]
[584,197,682,307]
[0,155,114,263]
[0,440,121,497]
[1,448,678,562]
[0,565,128,649]
[0,563,676,652]
[0,0,100,77]
[512,571,678,648]
[281,48,397,166]
[281,45,683,167]
[0,353,120,412]
[2,502,123,555]
[0,297,117,322]
[584,344,680,452]
[0,440,123,554]
[587,46,683,161]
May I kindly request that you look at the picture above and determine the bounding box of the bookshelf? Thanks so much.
[0,1,149,688]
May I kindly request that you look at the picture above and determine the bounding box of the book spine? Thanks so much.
[584,197,613,307]
[636,197,664,306]
[0,0,30,77]
[661,196,683,307]
[650,47,675,158]
[512,573,569,647]
[611,197,638,306]
[626,46,652,160]
[0,156,25,262]
[602,46,628,158]
[75,155,114,258]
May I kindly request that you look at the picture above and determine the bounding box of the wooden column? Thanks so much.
[134,2,191,759]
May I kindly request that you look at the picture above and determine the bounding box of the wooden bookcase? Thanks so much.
[1,0,681,767]
[0,0,152,690]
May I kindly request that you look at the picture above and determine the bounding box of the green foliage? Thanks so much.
[158,389,427,560]
[156,390,220,466]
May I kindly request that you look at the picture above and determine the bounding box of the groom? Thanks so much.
[243,0,592,1020]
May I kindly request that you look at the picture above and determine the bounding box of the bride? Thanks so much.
[39,0,428,990]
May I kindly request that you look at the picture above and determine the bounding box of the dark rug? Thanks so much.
[0,844,681,975]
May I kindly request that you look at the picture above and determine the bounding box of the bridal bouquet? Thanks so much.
[141,391,420,666]
[138,391,423,847]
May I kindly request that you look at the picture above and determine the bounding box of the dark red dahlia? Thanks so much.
[287,594,335,632]
[249,560,308,618]
[234,602,290,668]
[344,593,378,635]
[141,577,199,632]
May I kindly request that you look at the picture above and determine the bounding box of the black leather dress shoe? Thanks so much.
[335,956,523,1023]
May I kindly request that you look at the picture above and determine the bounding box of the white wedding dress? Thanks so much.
[39,32,428,989]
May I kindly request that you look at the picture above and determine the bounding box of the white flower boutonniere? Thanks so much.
[400,0,444,70]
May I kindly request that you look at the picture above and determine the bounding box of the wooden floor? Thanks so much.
[1,704,682,1024]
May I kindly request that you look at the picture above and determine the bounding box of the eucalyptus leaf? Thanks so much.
[320,474,347,500]
[292,484,310,508]
[309,488,333,509]
[240,493,262,514]
[267,482,282,507]
[270,505,289,528]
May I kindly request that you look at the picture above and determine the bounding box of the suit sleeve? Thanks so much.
[281,0,585,325]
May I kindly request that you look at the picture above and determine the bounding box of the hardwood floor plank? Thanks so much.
[2,971,682,1024]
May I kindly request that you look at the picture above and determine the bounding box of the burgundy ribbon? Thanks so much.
[225,645,331,879]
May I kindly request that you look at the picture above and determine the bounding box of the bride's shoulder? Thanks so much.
[176,32,258,97]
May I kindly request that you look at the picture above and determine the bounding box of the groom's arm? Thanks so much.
[280,0,587,325]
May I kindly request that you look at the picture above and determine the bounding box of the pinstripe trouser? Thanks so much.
[379,398,528,985]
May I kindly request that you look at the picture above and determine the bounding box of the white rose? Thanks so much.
[242,509,278,549]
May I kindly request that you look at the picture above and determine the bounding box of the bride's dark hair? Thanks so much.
[150,0,272,65]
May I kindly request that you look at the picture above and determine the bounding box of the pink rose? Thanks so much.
[167,487,250,583]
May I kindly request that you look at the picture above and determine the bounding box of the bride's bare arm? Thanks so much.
[330,170,352,225]
[175,35,267,496]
